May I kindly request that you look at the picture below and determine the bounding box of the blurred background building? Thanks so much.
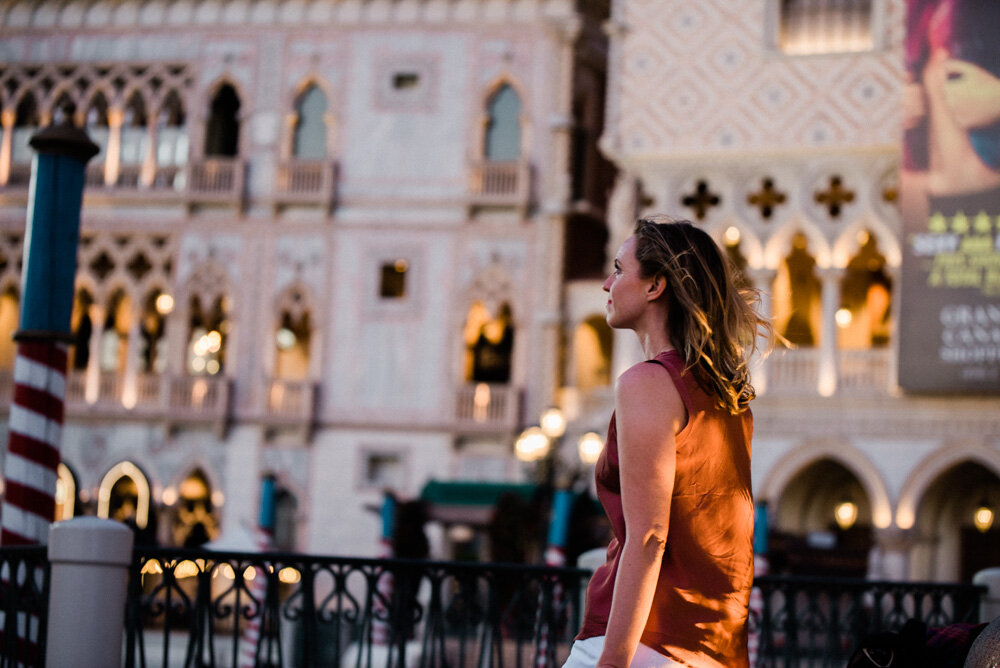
[0,0,997,582]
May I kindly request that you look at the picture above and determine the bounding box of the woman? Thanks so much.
[565,216,772,668]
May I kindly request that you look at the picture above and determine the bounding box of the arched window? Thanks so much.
[837,231,892,349]
[157,89,188,168]
[187,295,228,376]
[774,233,821,347]
[55,462,77,522]
[464,301,514,383]
[204,84,241,157]
[98,461,153,540]
[293,84,328,160]
[99,289,131,373]
[275,310,311,380]
[912,462,1000,582]
[139,289,170,374]
[12,93,39,164]
[71,289,94,371]
[171,469,218,548]
[572,315,612,390]
[484,84,521,161]
[773,458,872,577]
[0,286,19,369]
[121,91,148,166]
[84,92,111,165]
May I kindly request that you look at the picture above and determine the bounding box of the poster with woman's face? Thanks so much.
[898,0,1000,393]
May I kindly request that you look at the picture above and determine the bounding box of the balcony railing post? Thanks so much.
[974,567,1000,622]
[46,517,134,668]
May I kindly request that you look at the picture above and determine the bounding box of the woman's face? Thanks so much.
[602,235,656,330]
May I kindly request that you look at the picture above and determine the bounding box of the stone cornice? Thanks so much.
[753,394,1000,441]
[1,0,583,30]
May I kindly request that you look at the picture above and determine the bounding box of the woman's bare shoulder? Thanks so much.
[615,360,680,406]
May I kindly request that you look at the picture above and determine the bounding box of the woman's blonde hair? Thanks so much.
[632,215,773,414]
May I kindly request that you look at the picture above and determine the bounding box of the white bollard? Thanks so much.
[973,567,1000,623]
[46,517,134,668]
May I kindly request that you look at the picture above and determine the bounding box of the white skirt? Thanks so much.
[561,636,684,668]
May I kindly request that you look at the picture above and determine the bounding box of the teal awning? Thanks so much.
[419,480,536,507]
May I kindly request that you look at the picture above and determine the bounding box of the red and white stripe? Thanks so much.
[1,342,67,546]
[238,527,274,668]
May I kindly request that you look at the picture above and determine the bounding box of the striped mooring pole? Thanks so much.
[0,120,97,546]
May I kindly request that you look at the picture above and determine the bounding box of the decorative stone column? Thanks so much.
[84,304,105,405]
[104,108,124,186]
[748,268,777,394]
[817,267,843,397]
[0,110,15,185]
[869,527,916,581]
[141,111,159,187]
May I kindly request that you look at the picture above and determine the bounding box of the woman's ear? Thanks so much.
[647,274,667,301]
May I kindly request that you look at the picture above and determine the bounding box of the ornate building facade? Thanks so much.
[588,0,1000,582]
[0,0,997,583]
[0,0,612,558]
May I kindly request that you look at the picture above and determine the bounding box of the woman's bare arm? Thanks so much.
[597,362,686,668]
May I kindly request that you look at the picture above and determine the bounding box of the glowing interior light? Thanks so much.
[279,567,301,584]
[974,504,994,533]
[161,487,178,506]
[835,308,853,327]
[155,293,174,314]
[540,407,566,439]
[834,500,858,531]
[206,359,220,375]
[724,226,742,246]
[275,327,297,350]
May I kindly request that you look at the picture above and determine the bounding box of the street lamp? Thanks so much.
[974,498,994,533]
[577,432,603,466]
[514,426,551,463]
[834,498,858,531]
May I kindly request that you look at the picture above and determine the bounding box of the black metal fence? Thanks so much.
[0,544,986,667]
[0,546,49,668]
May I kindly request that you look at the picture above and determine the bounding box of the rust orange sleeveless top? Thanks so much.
[577,350,754,668]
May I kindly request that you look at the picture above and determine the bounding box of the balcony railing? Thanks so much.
[274,160,336,211]
[188,157,245,205]
[838,348,892,392]
[0,371,230,424]
[264,377,318,424]
[0,542,988,668]
[468,160,532,212]
[455,383,521,432]
[767,348,822,395]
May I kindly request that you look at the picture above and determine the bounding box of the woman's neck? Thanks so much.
[634,327,673,360]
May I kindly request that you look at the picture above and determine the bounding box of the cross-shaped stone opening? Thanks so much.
[747,177,786,220]
[814,175,855,218]
[681,180,721,220]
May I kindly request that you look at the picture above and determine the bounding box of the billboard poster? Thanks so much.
[898,0,1000,393]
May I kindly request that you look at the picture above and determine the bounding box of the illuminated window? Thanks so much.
[778,0,874,55]
[379,259,409,299]
[463,301,514,384]
[837,231,892,349]
[774,233,821,347]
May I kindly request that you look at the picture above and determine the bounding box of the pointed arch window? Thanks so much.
[55,463,78,522]
[98,461,153,541]
[837,231,892,349]
[484,84,522,161]
[187,295,228,376]
[205,84,241,157]
[293,84,328,160]
[12,93,39,164]
[140,289,171,374]
[275,309,312,381]
[0,286,18,370]
[157,89,188,168]
[84,92,111,165]
[774,233,821,347]
[464,301,514,383]
[172,469,218,547]
[572,315,613,390]
[121,91,149,166]
[71,289,94,371]
[100,290,131,373]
